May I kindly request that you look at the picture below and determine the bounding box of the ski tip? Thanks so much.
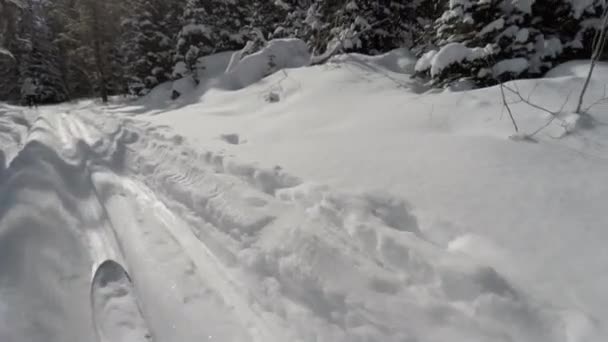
[92,259,132,286]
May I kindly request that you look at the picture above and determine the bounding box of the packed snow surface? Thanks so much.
[1,46,608,342]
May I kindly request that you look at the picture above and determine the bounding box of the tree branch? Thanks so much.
[499,81,519,132]
[576,5,608,114]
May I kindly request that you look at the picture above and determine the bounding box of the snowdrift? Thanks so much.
[544,60,608,78]
[223,39,311,89]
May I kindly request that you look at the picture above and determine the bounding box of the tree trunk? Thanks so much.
[90,2,108,103]
[93,38,108,103]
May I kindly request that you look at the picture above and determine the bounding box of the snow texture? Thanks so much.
[1,48,608,342]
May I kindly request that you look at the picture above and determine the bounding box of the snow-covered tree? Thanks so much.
[18,6,68,104]
[247,0,289,40]
[173,0,249,82]
[416,0,607,86]
[302,0,420,55]
[121,0,184,95]
[172,1,214,82]
[0,0,21,101]
[0,0,68,103]
[269,0,315,55]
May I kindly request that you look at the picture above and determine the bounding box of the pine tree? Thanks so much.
[417,0,607,86]
[300,0,419,55]
[0,0,21,101]
[122,0,184,95]
[248,0,288,40]
[46,0,91,99]
[173,0,214,81]
[74,0,125,102]
[0,0,68,103]
[42,0,126,101]
[173,0,248,82]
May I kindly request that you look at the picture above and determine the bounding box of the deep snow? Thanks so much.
[1,43,608,342]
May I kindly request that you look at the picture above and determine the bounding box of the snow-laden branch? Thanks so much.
[0,47,14,59]
[311,18,389,66]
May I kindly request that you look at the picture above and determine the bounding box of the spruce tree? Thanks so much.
[173,0,248,82]
[302,0,419,55]
[122,0,184,95]
[417,0,607,86]
[0,0,21,101]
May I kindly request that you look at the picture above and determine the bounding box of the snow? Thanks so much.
[416,42,493,76]
[515,28,530,43]
[480,18,505,36]
[2,46,608,342]
[513,0,534,14]
[222,38,310,89]
[0,48,13,59]
[566,0,597,19]
[181,23,210,36]
[545,60,608,78]
[331,48,418,74]
[493,57,530,76]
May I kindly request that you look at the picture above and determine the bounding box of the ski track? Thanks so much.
[0,104,600,342]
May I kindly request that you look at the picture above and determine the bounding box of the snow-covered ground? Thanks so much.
[1,44,608,342]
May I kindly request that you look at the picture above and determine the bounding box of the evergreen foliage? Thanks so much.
[0,0,606,103]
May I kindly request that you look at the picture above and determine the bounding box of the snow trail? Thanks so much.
[0,104,601,342]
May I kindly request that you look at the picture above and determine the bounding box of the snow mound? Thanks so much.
[172,76,197,96]
[136,39,311,107]
[493,58,530,76]
[545,60,608,79]
[222,38,311,89]
[197,50,236,79]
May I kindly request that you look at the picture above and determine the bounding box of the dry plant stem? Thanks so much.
[576,6,608,114]
[500,81,519,132]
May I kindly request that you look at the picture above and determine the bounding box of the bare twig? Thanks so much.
[525,91,572,136]
[583,84,608,113]
[558,90,575,114]
[528,117,558,137]
[499,81,519,132]
[576,6,608,114]
[501,81,575,139]
[526,82,540,102]
[503,84,560,116]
